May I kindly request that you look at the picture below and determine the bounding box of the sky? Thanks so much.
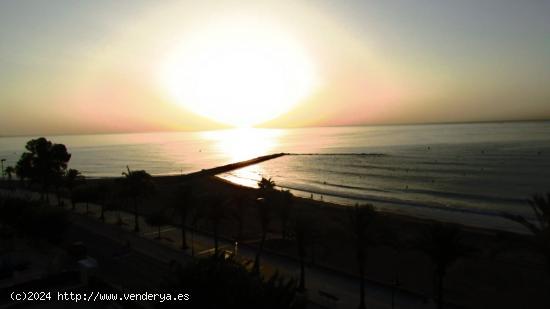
[1,0,549,136]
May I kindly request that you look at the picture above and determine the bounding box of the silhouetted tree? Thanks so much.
[71,184,96,214]
[502,193,550,275]
[96,182,112,222]
[4,166,15,191]
[205,195,226,255]
[229,193,249,244]
[254,197,273,274]
[146,209,169,240]
[64,169,83,210]
[111,177,130,226]
[121,167,154,232]
[278,190,294,240]
[21,203,70,245]
[417,224,466,309]
[258,177,276,191]
[52,171,65,207]
[165,253,303,309]
[15,153,33,188]
[291,210,311,292]
[253,177,278,274]
[15,138,71,201]
[172,184,195,249]
[189,205,203,257]
[347,204,378,309]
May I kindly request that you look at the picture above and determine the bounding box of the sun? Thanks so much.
[160,18,317,127]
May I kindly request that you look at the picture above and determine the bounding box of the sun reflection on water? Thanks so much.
[201,128,284,187]
[201,127,284,162]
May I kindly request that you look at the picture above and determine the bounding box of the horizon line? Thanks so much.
[1,117,549,139]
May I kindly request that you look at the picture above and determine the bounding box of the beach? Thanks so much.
[17,166,542,308]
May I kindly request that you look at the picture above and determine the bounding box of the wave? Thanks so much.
[220,172,532,221]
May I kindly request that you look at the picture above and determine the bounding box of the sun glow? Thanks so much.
[160,17,317,127]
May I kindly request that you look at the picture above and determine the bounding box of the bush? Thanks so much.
[0,196,70,244]
[162,253,304,309]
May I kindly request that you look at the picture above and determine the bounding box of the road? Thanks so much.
[1,189,440,309]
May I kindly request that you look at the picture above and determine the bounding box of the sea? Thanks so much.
[1,121,549,233]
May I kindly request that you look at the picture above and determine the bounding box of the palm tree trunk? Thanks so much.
[191,228,195,257]
[359,262,366,309]
[71,189,75,210]
[133,197,139,232]
[437,272,444,309]
[357,246,366,309]
[181,214,188,249]
[55,186,62,207]
[214,224,219,255]
[254,231,267,274]
[299,250,306,291]
[237,219,243,243]
[297,233,306,291]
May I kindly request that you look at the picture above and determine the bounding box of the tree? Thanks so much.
[258,177,276,191]
[277,190,293,240]
[291,210,311,292]
[417,224,466,309]
[189,205,203,257]
[65,169,84,210]
[254,177,277,274]
[228,193,249,244]
[172,184,195,249]
[205,195,226,255]
[121,167,154,232]
[347,204,378,309]
[146,210,169,240]
[254,197,272,274]
[15,152,34,188]
[21,203,71,245]
[502,193,550,275]
[15,138,71,201]
[165,253,303,309]
[4,166,15,191]
[96,182,112,222]
[71,184,96,214]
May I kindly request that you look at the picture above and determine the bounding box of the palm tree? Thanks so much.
[253,196,272,274]
[189,206,203,257]
[1,159,5,180]
[417,223,466,309]
[121,167,154,232]
[96,182,112,222]
[71,185,95,214]
[229,193,249,244]
[206,195,226,255]
[347,203,378,309]
[253,177,278,274]
[292,210,310,292]
[146,210,169,240]
[4,166,15,191]
[277,190,293,240]
[501,193,550,275]
[65,169,83,210]
[172,184,195,249]
[258,177,276,191]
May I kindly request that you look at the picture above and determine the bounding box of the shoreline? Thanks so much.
[1,164,545,308]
